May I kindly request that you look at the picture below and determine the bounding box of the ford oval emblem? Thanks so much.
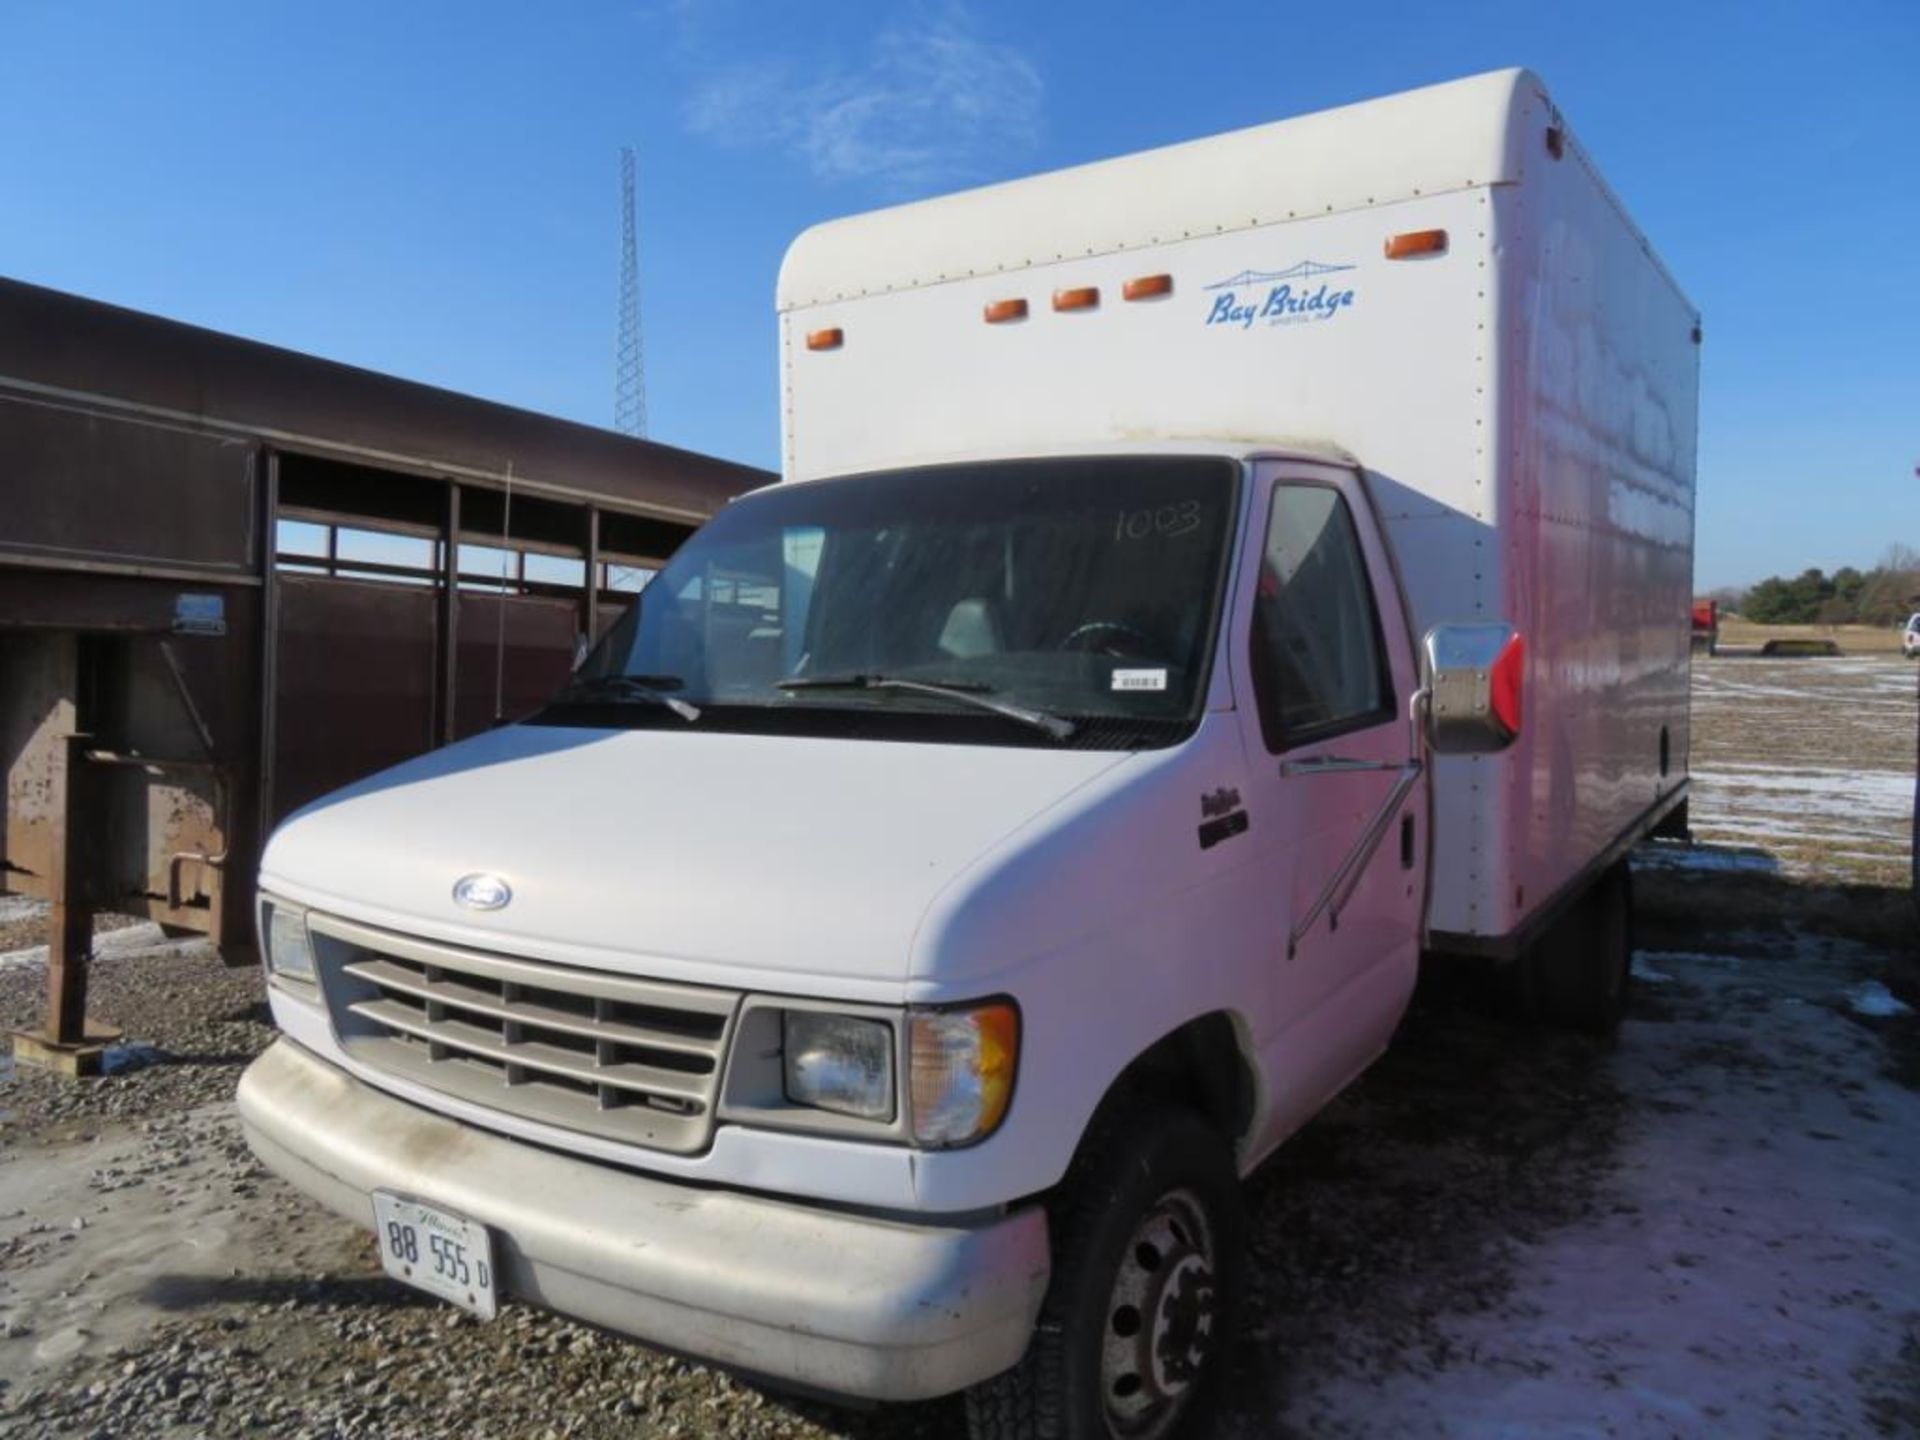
[452,873,512,912]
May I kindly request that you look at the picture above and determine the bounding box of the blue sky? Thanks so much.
[1,0,1914,590]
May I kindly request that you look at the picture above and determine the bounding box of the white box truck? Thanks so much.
[240,68,1697,1437]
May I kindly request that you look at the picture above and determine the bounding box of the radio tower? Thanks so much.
[614,146,648,438]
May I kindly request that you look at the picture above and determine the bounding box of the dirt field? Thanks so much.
[1,658,1915,1439]
[1690,653,1915,886]
[1717,619,1910,656]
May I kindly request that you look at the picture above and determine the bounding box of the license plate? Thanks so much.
[372,1191,498,1319]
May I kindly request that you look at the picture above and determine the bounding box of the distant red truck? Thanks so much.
[1691,598,1719,656]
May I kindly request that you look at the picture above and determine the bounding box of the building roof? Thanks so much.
[0,276,769,522]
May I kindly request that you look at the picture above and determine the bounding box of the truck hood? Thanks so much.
[261,724,1131,997]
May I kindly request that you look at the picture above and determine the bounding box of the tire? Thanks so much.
[965,1104,1245,1440]
[1527,861,1634,1034]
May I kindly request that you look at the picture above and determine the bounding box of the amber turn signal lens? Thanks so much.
[805,327,844,351]
[1122,273,1173,301]
[983,298,1029,324]
[1052,286,1099,312]
[1384,229,1448,260]
[909,1001,1020,1148]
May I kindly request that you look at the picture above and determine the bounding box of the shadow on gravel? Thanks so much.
[1219,967,1628,1434]
[139,1049,263,1068]
[98,1042,163,1076]
[143,1272,436,1313]
[218,999,274,1026]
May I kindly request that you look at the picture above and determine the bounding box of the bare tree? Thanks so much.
[1876,542,1920,574]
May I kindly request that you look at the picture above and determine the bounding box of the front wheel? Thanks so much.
[965,1105,1246,1440]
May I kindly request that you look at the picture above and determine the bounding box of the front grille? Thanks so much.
[309,913,741,1155]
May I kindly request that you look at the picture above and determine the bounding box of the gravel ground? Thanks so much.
[0,901,143,964]
[0,661,1915,1438]
[0,915,273,1129]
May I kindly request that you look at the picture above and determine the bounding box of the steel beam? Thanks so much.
[583,506,601,646]
[436,483,461,746]
[46,735,93,1044]
[12,733,123,1077]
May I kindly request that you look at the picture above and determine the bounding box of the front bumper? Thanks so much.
[238,1040,1050,1401]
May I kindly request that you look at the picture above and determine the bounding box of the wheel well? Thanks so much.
[1105,1013,1255,1146]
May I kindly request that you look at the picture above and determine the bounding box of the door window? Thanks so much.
[1249,484,1392,751]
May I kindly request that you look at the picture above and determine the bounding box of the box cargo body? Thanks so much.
[779,67,1698,946]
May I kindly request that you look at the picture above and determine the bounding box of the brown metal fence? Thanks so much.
[0,276,767,1067]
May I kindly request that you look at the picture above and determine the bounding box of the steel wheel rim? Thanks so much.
[1100,1187,1218,1439]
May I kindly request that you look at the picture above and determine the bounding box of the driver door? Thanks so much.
[1232,463,1425,1134]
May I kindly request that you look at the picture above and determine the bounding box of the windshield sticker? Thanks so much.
[1204,260,1356,331]
[1112,668,1168,693]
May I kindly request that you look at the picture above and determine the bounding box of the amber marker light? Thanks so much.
[983,298,1029,324]
[1052,286,1100,312]
[805,327,844,351]
[1384,229,1448,260]
[1122,273,1174,301]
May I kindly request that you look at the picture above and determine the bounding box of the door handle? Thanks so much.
[1280,754,1401,778]
[1288,760,1424,957]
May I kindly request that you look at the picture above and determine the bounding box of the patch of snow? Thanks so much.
[1635,948,1744,971]
[1629,954,1676,984]
[1681,750,1913,880]
[1842,979,1913,1018]
[0,895,45,924]
[1694,677,1841,703]
[1697,765,1913,822]
[1631,843,1777,874]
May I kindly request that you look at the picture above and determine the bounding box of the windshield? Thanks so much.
[540,456,1240,749]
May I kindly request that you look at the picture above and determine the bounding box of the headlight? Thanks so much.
[262,901,316,983]
[783,1012,895,1121]
[909,1001,1019,1148]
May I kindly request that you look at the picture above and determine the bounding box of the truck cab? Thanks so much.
[243,443,1435,1405]
[242,68,1695,1440]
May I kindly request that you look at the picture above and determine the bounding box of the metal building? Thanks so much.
[0,276,768,1065]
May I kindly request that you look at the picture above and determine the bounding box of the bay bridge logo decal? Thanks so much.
[1204,260,1356,330]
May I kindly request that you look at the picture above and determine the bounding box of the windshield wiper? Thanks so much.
[558,674,701,722]
[776,674,1075,741]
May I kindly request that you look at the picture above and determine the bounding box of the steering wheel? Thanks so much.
[1057,620,1158,658]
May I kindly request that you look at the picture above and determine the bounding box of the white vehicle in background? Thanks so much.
[1902,613,1920,658]
[241,69,1698,1438]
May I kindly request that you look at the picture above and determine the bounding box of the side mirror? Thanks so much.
[1421,623,1524,755]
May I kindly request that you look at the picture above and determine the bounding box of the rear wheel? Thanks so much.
[965,1105,1245,1440]
[1526,861,1634,1034]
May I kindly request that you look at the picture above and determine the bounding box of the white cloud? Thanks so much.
[682,5,1043,188]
